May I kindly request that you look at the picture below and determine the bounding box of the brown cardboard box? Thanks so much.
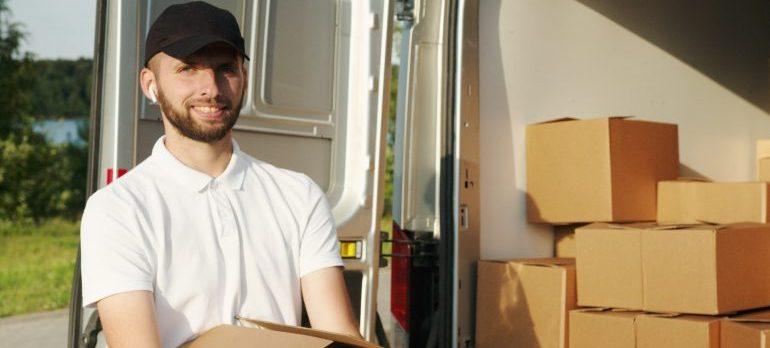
[578,223,770,314]
[657,180,770,224]
[476,258,577,348]
[758,140,770,182]
[643,223,770,314]
[721,309,770,347]
[636,314,720,348]
[575,223,644,309]
[526,117,679,224]
[570,310,721,348]
[554,224,582,258]
[569,309,641,348]
[181,317,379,347]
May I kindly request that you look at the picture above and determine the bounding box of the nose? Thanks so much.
[197,68,220,98]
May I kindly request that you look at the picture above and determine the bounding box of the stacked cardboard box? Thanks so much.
[576,222,770,314]
[657,180,770,224]
[478,118,770,347]
[721,309,770,347]
[525,117,679,224]
[475,259,576,348]
[476,117,678,347]
[570,309,721,348]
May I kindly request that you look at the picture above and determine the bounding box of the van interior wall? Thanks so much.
[478,0,770,259]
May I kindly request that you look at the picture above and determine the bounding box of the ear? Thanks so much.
[139,67,157,103]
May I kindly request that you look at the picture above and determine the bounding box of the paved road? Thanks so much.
[0,309,68,348]
[377,267,395,346]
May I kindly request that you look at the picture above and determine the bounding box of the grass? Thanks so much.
[0,218,79,317]
[0,215,391,318]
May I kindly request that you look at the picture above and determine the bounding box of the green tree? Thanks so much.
[0,1,88,222]
[30,59,93,118]
[0,0,34,136]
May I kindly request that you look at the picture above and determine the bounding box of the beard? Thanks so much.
[156,87,243,143]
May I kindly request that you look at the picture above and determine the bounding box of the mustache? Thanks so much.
[183,97,232,109]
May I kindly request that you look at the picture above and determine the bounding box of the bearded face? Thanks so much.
[147,44,247,143]
[156,86,243,143]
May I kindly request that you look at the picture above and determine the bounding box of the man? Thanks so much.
[80,2,360,347]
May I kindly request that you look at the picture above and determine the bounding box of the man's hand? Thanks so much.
[301,266,362,338]
[97,290,162,348]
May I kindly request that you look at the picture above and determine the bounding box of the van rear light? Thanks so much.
[106,168,128,184]
[391,221,412,331]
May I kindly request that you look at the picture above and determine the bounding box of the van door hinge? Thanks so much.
[395,0,414,23]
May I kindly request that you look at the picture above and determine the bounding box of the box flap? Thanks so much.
[575,307,612,313]
[236,317,379,348]
[603,221,728,231]
[531,117,578,125]
[646,312,683,318]
[481,258,574,268]
[573,308,640,314]
[180,325,335,348]
[670,177,712,182]
[521,258,575,268]
[729,309,770,323]
[636,313,720,348]
[731,317,770,324]
[604,222,694,231]
[718,222,768,230]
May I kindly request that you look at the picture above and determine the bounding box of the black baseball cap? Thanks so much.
[144,1,249,67]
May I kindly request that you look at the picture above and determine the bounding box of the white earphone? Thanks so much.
[149,85,158,104]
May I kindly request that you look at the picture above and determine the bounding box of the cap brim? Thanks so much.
[154,34,249,64]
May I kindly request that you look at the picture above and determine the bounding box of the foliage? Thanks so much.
[0,1,89,222]
[0,0,35,137]
[30,58,93,118]
[383,65,398,216]
[0,126,88,222]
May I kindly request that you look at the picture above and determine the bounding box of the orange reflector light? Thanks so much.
[339,241,362,259]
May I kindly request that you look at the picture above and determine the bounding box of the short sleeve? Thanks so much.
[80,191,154,308]
[298,179,344,278]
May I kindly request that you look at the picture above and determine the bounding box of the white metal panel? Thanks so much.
[392,0,449,233]
[453,1,480,346]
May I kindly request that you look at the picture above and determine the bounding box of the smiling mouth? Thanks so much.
[191,105,228,119]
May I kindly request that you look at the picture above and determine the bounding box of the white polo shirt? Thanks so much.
[80,136,343,348]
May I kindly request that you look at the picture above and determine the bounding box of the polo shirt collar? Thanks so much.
[151,136,247,192]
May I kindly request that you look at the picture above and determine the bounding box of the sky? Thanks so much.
[7,0,96,59]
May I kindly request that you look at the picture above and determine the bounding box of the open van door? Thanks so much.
[68,0,394,346]
[390,0,479,346]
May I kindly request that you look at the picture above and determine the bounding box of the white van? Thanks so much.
[69,0,770,347]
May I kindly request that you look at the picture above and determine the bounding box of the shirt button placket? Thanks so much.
[210,180,234,238]
[210,180,242,318]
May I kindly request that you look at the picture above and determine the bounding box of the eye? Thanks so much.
[219,63,237,73]
[177,65,193,73]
